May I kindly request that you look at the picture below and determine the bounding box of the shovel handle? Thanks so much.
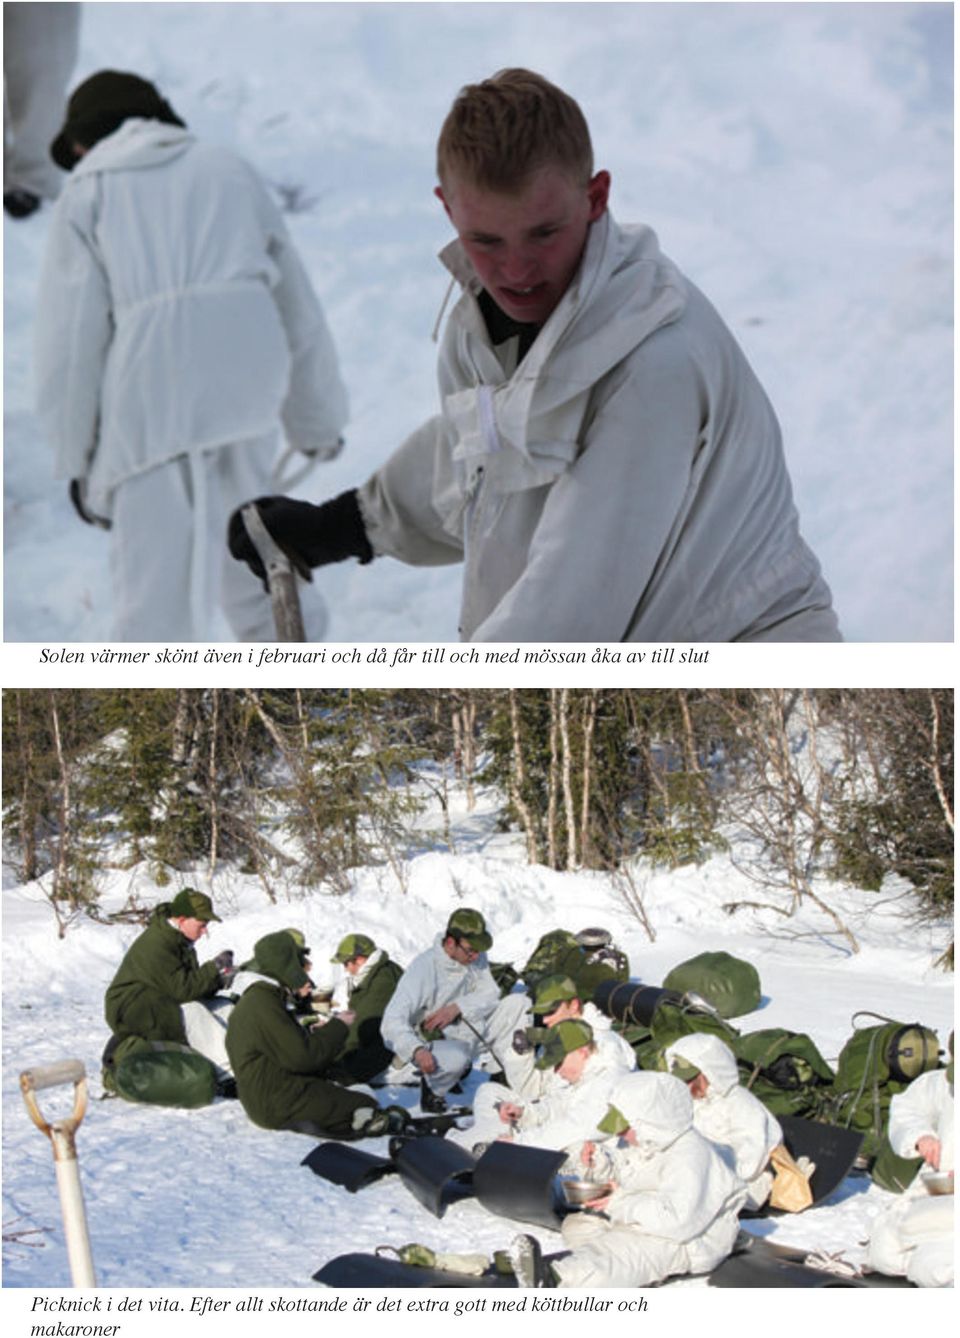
[21,1059,88,1136]
[241,503,307,642]
[21,1059,86,1092]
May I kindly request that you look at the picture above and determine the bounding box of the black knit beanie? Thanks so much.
[50,70,186,171]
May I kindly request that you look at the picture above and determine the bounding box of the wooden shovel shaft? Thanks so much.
[241,503,307,642]
[20,1059,97,1286]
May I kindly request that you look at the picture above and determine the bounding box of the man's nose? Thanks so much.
[500,247,538,283]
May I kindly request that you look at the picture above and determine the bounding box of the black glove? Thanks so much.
[227,490,373,585]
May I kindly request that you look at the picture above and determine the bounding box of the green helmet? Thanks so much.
[535,1018,594,1069]
[445,907,492,953]
[331,932,376,964]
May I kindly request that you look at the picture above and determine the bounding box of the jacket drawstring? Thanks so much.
[431,275,457,343]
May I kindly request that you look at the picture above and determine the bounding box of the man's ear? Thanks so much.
[434,184,452,220]
[586,170,611,222]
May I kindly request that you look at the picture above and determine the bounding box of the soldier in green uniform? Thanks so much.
[102,888,234,1086]
[225,930,406,1138]
[328,932,404,1084]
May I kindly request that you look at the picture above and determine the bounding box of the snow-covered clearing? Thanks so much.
[2,766,953,1332]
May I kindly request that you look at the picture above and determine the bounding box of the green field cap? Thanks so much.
[446,907,492,952]
[169,888,221,922]
[535,1018,594,1069]
[596,1102,631,1136]
[669,1055,702,1082]
[331,932,376,964]
[533,974,579,1014]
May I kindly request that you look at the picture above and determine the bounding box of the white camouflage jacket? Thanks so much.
[380,934,501,1064]
[358,211,839,642]
[34,118,347,510]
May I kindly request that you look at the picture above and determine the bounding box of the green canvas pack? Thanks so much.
[829,1019,941,1158]
[630,996,741,1071]
[734,1028,836,1118]
[522,929,628,1004]
[113,1042,218,1108]
[662,951,761,1019]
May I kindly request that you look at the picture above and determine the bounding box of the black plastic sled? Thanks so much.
[708,1232,911,1288]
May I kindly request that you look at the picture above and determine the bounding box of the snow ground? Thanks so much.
[1,768,953,1331]
[2,1,953,641]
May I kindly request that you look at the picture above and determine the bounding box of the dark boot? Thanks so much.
[419,1076,447,1114]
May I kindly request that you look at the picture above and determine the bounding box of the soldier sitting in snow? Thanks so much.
[487,1018,634,1157]
[325,932,404,1084]
[380,907,529,1113]
[102,888,235,1090]
[509,1070,743,1287]
[664,1032,785,1210]
[225,931,407,1140]
[229,67,839,643]
[868,1031,954,1287]
[451,975,636,1150]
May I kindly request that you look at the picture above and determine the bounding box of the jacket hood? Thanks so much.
[665,1033,740,1098]
[249,931,310,992]
[72,118,195,177]
[606,1071,694,1150]
[433,211,687,532]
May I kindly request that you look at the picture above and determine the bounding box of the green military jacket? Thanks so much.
[343,952,404,1054]
[104,904,221,1046]
[225,981,356,1130]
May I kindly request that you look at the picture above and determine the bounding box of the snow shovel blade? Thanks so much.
[240,502,307,641]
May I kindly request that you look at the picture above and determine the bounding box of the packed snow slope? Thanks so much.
[2,772,953,1296]
[2,2,953,641]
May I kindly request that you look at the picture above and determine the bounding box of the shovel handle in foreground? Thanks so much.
[20,1058,96,1286]
[241,502,307,642]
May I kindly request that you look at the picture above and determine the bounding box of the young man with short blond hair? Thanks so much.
[231,68,839,643]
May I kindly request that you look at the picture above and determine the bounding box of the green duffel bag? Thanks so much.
[113,1042,218,1108]
[633,996,741,1071]
[829,1017,941,1158]
[734,1028,836,1119]
[662,951,761,1019]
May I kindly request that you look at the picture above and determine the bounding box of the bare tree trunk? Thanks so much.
[207,689,220,879]
[928,690,955,834]
[49,695,72,905]
[508,691,540,863]
[547,691,560,869]
[579,690,598,866]
[559,688,577,869]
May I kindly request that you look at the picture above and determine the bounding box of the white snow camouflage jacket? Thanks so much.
[358,211,840,642]
[34,118,348,509]
[380,934,502,1065]
[888,1067,955,1187]
[589,1072,743,1270]
[665,1032,782,1184]
[512,1025,636,1153]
